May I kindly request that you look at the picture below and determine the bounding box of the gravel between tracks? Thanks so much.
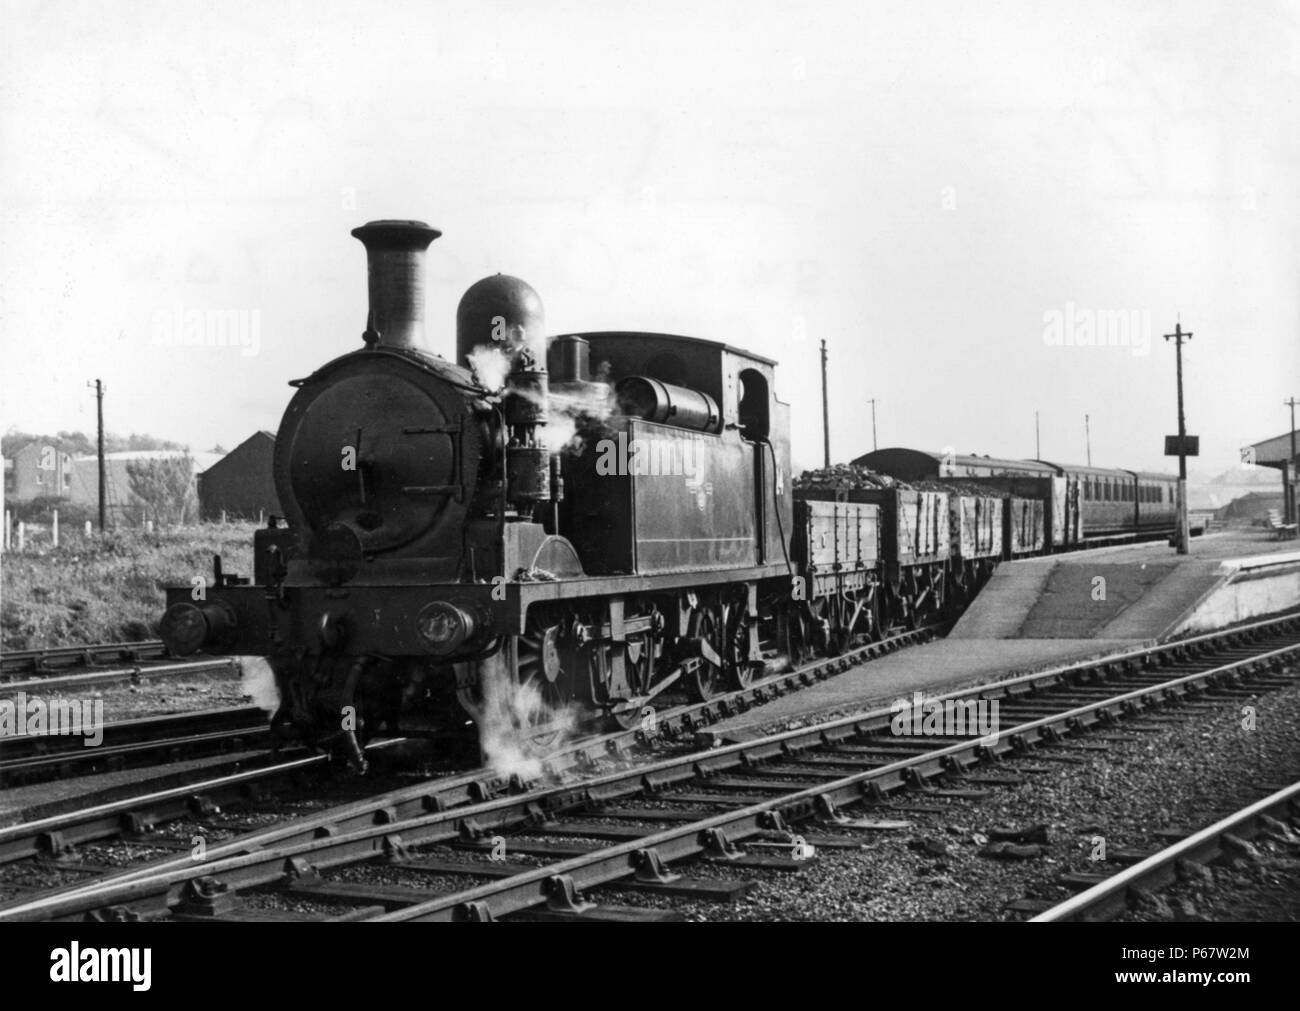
[599,678,1300,921]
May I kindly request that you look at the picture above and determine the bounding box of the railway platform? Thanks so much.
[952,529,1300,641]
[701,528,1300,744]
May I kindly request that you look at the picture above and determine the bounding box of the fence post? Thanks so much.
[52,509,59,548]
[17,521,25,552]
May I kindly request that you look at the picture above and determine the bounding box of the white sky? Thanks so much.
[1,0,1296,475]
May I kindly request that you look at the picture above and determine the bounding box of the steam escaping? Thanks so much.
[477,666,578,780]
[543,413,578,453]
[467,338,615,456]
[238,656,280,713]
[468,344,511,393]
[545,377,615,456]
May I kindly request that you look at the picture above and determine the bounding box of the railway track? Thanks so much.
[0,640,170,677]
[2,610,1295,922]
[0,657,236,695]
[0,622,942,881]
[1031,778,1300,922]
[0,706,272,787]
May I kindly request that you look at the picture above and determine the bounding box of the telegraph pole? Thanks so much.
[1286,397,1298,524]
[1085,413,1092,466]
[820,339,830,468]
[868,398,878,453]
[88,379,105,531]
[1035,411,1041,459]
[1163,321,1192,554]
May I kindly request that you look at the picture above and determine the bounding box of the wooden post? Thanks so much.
[84,520,92,537]
[1163,321,1193,554]
[820,338,830,468]
[52,509,58,548]
[88,378,106,531]
[17,521,24,552]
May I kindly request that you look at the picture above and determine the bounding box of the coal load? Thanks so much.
[794,464,902,492]
[794,464,994,499]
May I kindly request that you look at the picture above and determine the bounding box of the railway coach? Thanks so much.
[855,448,1184,548]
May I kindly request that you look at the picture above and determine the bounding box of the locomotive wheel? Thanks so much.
[783,604,816,668]
[724,601,755,691]
[605,634,655,731]
[514,626,576,747]
[455,628,578,751]
[684,606,725,702]
[518,626,573,714]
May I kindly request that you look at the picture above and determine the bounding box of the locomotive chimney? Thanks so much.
[351,220,441,350]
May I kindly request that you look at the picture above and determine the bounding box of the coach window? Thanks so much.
[738,369,770,440]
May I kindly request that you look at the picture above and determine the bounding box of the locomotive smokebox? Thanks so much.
[351,220,441,351]
[456,274,546,368]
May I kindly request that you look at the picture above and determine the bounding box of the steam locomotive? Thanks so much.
[157,219,1180,767]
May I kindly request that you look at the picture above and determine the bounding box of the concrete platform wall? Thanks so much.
[1170,555,1300,637]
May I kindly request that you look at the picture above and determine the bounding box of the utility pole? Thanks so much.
[1035,411,1041,459]
[1163,321,1192,554]
[1085,413,1092,466]
[88,379,105,531]
[1284,395,1294,519]
[868,398,878,453]
[820,339,830,468]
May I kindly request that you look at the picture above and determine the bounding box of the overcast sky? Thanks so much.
[2,0,1296,475]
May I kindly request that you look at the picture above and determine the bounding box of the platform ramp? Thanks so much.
[953,535,1300,642]
[952,556,1226,641]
